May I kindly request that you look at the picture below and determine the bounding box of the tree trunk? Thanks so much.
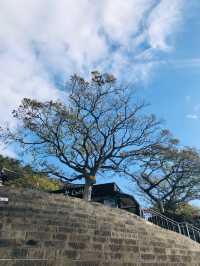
[83,179,92,201]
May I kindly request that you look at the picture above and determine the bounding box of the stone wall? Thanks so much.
[0,186,200,266]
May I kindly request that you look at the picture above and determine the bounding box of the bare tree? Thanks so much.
[1,71,171,200]
[123,144,200,213]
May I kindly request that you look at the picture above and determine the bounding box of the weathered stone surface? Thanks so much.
[0,187,200,265]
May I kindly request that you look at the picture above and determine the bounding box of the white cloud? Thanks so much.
[101,0,153,44]
[187,114,198,120]
[186,104,200,120]
[147,0,184,51]
[0,0,186,132]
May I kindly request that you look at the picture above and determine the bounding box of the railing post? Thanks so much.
[198,231,200,243]
[192,228,196,242]
[177,223,181,234]
[140,208,144,218]
[185,223,190,238]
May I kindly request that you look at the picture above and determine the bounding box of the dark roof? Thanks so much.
[115,192,140,208]
[92,183,121,197]
[63,183,83,189]
[50,182,139,207]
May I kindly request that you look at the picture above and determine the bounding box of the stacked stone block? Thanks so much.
[0,187,200,265]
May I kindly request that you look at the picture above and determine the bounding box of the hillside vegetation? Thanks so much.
[0,154,61,191]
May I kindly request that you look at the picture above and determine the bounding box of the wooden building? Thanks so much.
[51,182,140,216]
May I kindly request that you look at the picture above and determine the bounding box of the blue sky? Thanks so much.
[143,5,200,149]
[0,1,200,205]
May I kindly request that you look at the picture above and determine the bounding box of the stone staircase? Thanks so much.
[1,187,200,265]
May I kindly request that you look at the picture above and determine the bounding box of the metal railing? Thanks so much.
[141,208,200,243]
